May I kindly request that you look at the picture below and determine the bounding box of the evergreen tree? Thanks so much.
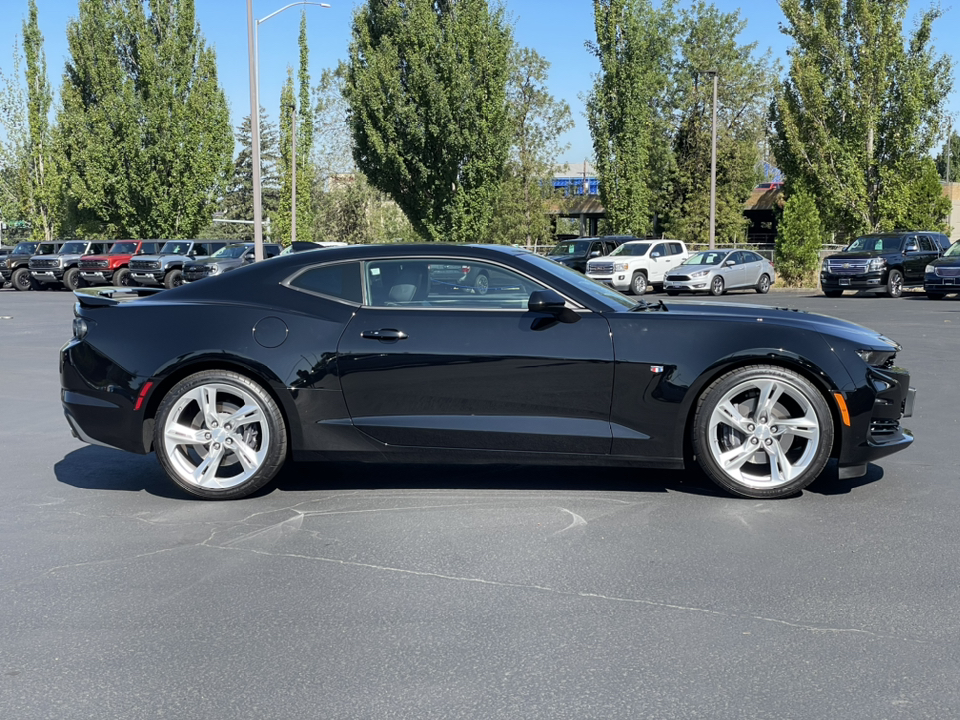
[586,0,676,236]
[775,189,823,286]
[344,0,513,242]
[57,0,232,239]
[220,109,282,240]
[772,0,953,238]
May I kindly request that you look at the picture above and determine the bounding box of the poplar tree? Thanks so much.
[57,0,232,239]
[586,0,676,236]
[772,0,952,237]
[344,0,513,242]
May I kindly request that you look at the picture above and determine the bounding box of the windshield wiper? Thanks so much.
[629,298,668,312]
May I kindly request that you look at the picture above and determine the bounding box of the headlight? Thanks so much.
[857,348,896,368]
[925,264,935,274]
[867,257,886,271]
[210,265,221,275]
[613,262,629,272]
[690,270,710,278]
[822,258,829,271]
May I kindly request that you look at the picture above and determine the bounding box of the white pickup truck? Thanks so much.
[585,239,689,295]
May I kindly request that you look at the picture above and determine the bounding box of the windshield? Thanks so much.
[846,235,904,253]
[683,251,729,266]
[60,242,88,254]
[159,241,192,255]
[35,243,58,255]
[610,243,650,257]
[13,242,38,254]
[942,242,960,257]
[548,240,588,256]
[109,242,138,254]
[524,253,636,310]
[211,245,249,259]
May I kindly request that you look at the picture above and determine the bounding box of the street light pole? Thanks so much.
[250,1,331,261]
[289,102,297,244]
[707,70,718,251]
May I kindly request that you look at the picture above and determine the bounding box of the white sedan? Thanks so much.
[663,249,775,296]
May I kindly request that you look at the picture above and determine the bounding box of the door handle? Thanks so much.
[360,329,408,341]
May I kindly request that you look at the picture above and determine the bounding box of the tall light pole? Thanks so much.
[707,69,718,250]
[249,1,330,261]
[287,102,298,244]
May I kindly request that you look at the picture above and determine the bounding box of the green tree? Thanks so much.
[220,108,282,240]
[877,155,950,232]
[0,0,61,241]
[586,0,677,236]
[772,0,953,238]
[488,48,573,248]
[344,0,513,242]
[57,0,232,239]
[663,2,774,245]
[775,189,823,286]
[935,129,960,182]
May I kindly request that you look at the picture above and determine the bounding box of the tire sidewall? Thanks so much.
[164,269,183,289]
[114,267,132,287]
[63,267,81,291]
[757,274,770,294]
[710,275,724,296]
[886,269,903,298]
[631,272,647,295]
[12,267,33,291]
[154,370,287,500]
[692,365,834,499]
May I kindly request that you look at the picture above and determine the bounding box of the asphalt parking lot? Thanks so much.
[2,285,959,719]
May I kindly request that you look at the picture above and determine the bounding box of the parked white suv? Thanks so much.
[586,239,689,295]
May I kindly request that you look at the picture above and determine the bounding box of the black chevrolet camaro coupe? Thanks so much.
[61,244,915,500]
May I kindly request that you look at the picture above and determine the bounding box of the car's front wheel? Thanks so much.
[154,370,288,499]
[113,268,133,287]
[63,267,82,291]
[886,269,903,298]
[709,275,725,296]
[12,267,34,291]
[692,365,834,499]
[164,269,183,289]
[630,271,648,295]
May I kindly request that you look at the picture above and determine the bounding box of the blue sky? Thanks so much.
[0,0,953,164]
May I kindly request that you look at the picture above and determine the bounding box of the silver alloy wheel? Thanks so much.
[710,275,724,295]
[631,272,647,295]
[706,376,821,490]
[887,270,903,298]
[161,382,270,490]
[757,274,771,293]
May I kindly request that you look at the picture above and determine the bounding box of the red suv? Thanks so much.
[79,240,162,287]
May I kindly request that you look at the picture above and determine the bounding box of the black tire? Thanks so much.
[12,267,34,291]
[630,271,648,296]
[885,269,903,298]
[926,291,945,300]
[474,270,490,295]
[154,370,288,500]
[113,267,133,287]
[63,267,82,291]
[823,289,844,298]
[755,274,771,294]
[709,275,725,296]
[164,268,184,289]
[692,365,834,499]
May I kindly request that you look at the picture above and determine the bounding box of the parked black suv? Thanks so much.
[546,236,632,273]
[820,231,951,298]
[2,241,41,290]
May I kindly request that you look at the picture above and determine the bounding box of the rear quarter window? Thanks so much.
[286,262,362,304]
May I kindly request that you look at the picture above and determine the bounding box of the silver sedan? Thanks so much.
[663,249,775,296]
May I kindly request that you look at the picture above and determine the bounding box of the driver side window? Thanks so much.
[366,259,545,310]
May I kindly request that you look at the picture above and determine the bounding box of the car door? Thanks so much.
[337,256,616,454]
[902,236,926,283]
[719,252,746,288]
[740,251,763,286]
[913,235,938,283]
[647,243,669,282]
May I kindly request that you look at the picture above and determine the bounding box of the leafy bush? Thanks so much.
[775,191,823,286]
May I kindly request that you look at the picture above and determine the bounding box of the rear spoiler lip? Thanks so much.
[74,286,165,307]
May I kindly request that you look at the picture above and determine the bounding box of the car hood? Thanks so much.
[658,300,898,348]
[930,256,960,267]
[549,255,585,264]
[185,258,241,268]
[825,250,891,260]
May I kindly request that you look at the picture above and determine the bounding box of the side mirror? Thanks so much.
[724,259,736,266]
[589,250,601,258]
[651,252,661,258]
[243,254,255,263]
[528,290,580,324]
[905,243,918,253]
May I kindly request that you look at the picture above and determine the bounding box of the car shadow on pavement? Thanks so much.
[55,447,883,500]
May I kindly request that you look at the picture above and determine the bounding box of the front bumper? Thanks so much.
[131,271,164,285]
[820,271,886,290]
[924,273,960,293]
[663,277,711,292]
[31,267,64,283]
[79,270,114,285]
[585,273,630,291]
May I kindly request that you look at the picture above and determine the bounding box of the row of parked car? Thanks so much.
[0,239,343,292]
[3,230,959,299]
[547,230,960,299]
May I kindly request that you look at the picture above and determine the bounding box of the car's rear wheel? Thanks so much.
[164,269,183,289]
[885,269,903,298]
[113,268,133,287]
[823,289,844,298]
[756,274,771,294]
[692,365,833,499]
[709,275,725,296]
[630,271,648,295]
[154,370,287,499]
